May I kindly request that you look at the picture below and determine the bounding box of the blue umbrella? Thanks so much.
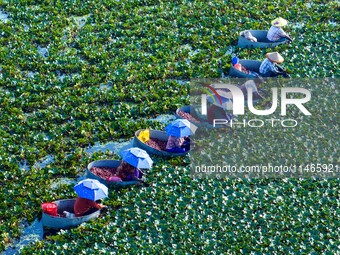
[165,119,197,138]
[121,147,153,169]
[74,179,108,201]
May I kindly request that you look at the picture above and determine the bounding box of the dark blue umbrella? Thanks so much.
[165,119,197,138]
[121,147,153,169]
[74,179,108,201]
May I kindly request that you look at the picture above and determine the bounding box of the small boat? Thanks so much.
[229,59,262,78]
[175,105,207,127]
[133,129,189,157]
[238,30,289,49]
[41,199,100,229]
[87,160,141,188]
[176,105,232,129]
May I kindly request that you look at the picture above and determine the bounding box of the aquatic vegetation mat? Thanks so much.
[0,0,339,254]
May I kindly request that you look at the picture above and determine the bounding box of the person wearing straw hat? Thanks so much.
[259,52,288,77]
[267,17,293,42]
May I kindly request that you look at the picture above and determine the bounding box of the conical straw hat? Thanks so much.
[271,17,288,27]
[266,52,284,63]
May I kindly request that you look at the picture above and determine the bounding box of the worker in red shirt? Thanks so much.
[74,197,106,217]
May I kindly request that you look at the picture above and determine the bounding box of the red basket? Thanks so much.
[41,202,58,216]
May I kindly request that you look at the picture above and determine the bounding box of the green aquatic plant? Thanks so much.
[0,0,339,253]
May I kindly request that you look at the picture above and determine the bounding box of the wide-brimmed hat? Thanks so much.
[266,52,284,63]
[271,17,288,27]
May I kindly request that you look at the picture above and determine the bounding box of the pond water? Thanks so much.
[225,46,236,55]
[34,155,55,169]
[165,79,189,86]
[72,14,91,29]
[291,22,305,29]
[19,160,30,171]
[50,178,77,190]
[57,73,67,82]
[99,82,112,91]
[1,219,43,255]
[27,71,37,78]
[328,20,337,26]
[23,24,29,32]
[37,46,49,58]
[19,155,56,172]
[85,138,134,156]
[149,114,176,124]
[0,10,9,23]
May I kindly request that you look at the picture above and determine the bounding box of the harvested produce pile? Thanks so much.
[145,138,167,151]
[177,111,202,123]
[90,167,117,180]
